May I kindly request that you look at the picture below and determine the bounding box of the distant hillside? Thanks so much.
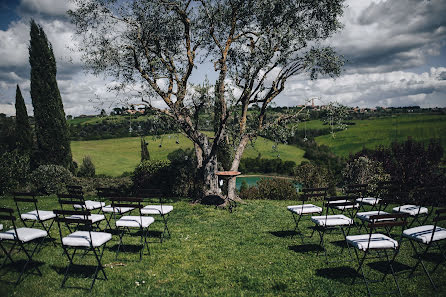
[315,114,446,157]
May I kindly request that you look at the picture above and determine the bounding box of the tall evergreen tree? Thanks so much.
[29,20,73,170]
[15,85,33,155]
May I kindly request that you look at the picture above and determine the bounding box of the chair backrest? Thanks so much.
[0,207,18,235]
[67,185,84,196]
[110,197,144,216]
[324,196,360,218]
[57,193,86,210]
[366,213,408,250]
[136,188,165,205]
[96,187,121,199]
[13,192,40,219]
[300,187,328,202]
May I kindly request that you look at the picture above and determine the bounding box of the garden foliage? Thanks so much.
[30,164,74,194]
[239,178,298,200]
[78,156,96,177]
[0,151,30,194]
[342,156,389,192]
[239,156,295,175]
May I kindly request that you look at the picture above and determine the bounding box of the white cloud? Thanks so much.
[19,0,75,17]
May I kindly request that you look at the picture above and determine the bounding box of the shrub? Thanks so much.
[30,164,74,194]
[166,148,196,197]
[342,156,389,192]
[240,178,298,200]
[293,162,329,189]
[0,151,30,194]
[78,156,96,177]
[76,176,133,197]
[132,159,171,192]
[239,157,296,175]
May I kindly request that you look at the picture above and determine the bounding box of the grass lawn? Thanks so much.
[1,196,444,296]
[71,135,306,176]
[315,114,446,157]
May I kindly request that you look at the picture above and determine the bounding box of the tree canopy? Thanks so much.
[69,0,345,201]
[29,19,73,170]
[15,84,33,155]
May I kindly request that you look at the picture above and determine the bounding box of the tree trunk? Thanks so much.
[193,146,222,204]
[227,136,250,202]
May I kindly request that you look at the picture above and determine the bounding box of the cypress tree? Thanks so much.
[15,85,33,155]
[29,20,73,170]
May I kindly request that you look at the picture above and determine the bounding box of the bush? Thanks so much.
[342,156,389,192]
[0,151,30,194]
[132,160,171,192]
[30,164,74,194]
[239,178,298,200]
[239,156,296,175]
[166,148,196,197]
[78,156,96,177]
[76,176,133,197]
[293,162,329,189]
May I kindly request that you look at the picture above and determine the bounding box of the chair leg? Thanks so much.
[0,241,17,268]
[90,244,108,290]
[15,237,45,286]
[61,247,77,288]
[408,239,436,289]
[430,241,446,274]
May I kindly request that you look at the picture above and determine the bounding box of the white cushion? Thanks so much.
[73,200,105,210]
[346,233,398,251]
[116,216,155,228]
[0,224,3,231]
[311,214,353,226]
[141,205,173,215]
[102,205,134,214]
[393,205,428,216]
[356,211,394,222]
[68,214,105,223]
[287,204,322,215]
[21,210,56,221]
[0,228,48,242]
[356,197,381,206]
[403,225,446,244]
[62,231,112,247]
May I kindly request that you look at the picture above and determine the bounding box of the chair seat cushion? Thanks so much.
[102,205,134,214]
[403,225,446,244]
[346,233,398,251]
[21,210,56,221]
[68,214,105,223]
[116,216,155,228]
[356,197,381,206]
[73,200,105,210]
[287,204,322,215]
[141,205,173,215]
[356,211,393,222]
[0,228,47,242]
[311,214,353,226]
[392,205,428,216]
[62,231,112,247]
[0,224,3,231]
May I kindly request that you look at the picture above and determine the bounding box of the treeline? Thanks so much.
[239,156,296,175]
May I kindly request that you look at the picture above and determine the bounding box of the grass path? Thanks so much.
[0,197,443,296]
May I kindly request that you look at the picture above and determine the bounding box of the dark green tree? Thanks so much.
[15,85,33,155]
[29,20,73,170]
[140,137,150,161]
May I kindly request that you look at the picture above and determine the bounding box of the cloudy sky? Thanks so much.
[0,0,445,116]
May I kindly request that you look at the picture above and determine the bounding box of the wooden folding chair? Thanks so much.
[311,196,359,263]
[0,207,48,285]
[67,185,105,212]
[138,189,173,243]
[13,192,56,245]
[402,208,446,290]
[53,209,111,290]
[287,187,327,241]
[346,213,408,296]
[57,194,105,231]
[111,197,155,261]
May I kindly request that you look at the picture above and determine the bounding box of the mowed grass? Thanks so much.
[315,114,446,157]
[1,196,444,296]
[71,134,306,176]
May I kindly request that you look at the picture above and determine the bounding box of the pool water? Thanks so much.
[236,176,301,191]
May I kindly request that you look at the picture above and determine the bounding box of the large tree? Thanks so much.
[69,0,345,203]
[15,85,33,155]
[29,20,73,170]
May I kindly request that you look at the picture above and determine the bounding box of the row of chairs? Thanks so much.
[287,183,446,296]
[0,187,173,289]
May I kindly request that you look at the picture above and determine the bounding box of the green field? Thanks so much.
[315,114,446,157]
[0,196,444,297]
[71,134,306,176]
